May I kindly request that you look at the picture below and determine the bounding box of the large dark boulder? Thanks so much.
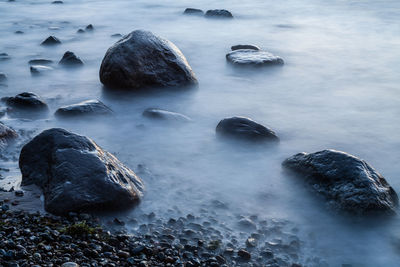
[205,9,233,18]
[99,30,198,90]
[0,123,18,150]
[19,128,144,215]
[55,100,113,118]
[143,108,191,122]
[216,117,279,142]
[282,149,398,215]
[226,49,284,66]
[2,92,49,118]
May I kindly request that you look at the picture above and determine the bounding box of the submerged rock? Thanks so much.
[77,28,85,33]
[226,49,284,66]
[3,92,48,118]
[28,58,53,65]
[216,117,279,142]
[0,72,7,83]
[231,44,260,51]
[30,65,53,75]
[143,108,191,122]
[15,30,24,34]
[19,128,145,215]
[59,51,84,66]
[52,0,63,4]
[0,123,18,150]
[55,99,113,118]
[41,36,61,46]
[205,9,233,18]
[85,24,94,31]
[282,149,399,215]
[183,8,204,16]
[99,30,197,90]
[0,53,11,61]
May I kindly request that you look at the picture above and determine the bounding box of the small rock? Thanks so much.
[183,8,204,16]
[52,1,64,4]
[0,53,11,61]
[85,24,94,31]
[15,30,24,34]
[3,92,48,115]
[41,36,61,45]
[30,65,53,75]
[246,237,257,247]
[231,44,260,51]
[205,9,233,18]
[28,59,53,65]
[55,100,113,118]
[237,249,251,260]
[61,262,79,267]
[14,190,24,197]
[59,51,84,66]
[77,29,85,33]
[0,72,7,83]
[226,49,284,66]
[143,108,191,122]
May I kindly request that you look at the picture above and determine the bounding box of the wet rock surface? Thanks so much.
[143,108,191,122]
[99,30,198,90]
[0,123,18,150]
[216,117,279,142]
[30,65,53,75]
[205,9,234,18]
[59,51,84,66]
[55,100,113,118]
[2,92,49,118]
[19,128,144,215]
[282,149,399,215]
[28,59,53,65]
[226,49,284,66]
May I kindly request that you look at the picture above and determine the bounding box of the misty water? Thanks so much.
[1,0,400,266]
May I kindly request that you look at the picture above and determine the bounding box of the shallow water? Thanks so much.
[1,0,400,265]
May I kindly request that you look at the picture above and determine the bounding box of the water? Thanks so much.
[1,0,400,265]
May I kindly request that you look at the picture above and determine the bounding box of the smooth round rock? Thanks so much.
[183,8,204,16]
[55,100,113,118]
[226,49,284,66]
[4,92,48,112]
[216,117,279,142]
[231,45,260,51]
[99,30,197,90]
[30,65,53,75]
[143,108,191,122]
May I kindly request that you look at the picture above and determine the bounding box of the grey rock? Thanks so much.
[142,108,191,122]
[205,9,233,18]
[52,1,64,4]
[85,24,94,31]
[3,92,49,118]
[41,36,61,46]
[282,149,398,215]
[59,51,84,66]
[19,128,145,215]
[183,8,204,16]
[216,117,279,142]
[231,45,260,51]
[0,53,11,61]
[28,59,53,65]
[55,100,113,118]
[30,65,53,75]
[226,49,284,66]
[99,30,197,90]
[0,72,7,83]
[61,263,79,267]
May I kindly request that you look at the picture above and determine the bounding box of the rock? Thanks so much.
[41,36,61,45]
[77,29,85,33]
[142,108,191,122]
[85,24,94,31]
[231,45,260,51]
[55,100,113,118]
[19,128,145,215]
[0,72,7,83]
[0,123,18,150]
[59,51,84,66]
[52,0,64,4]
[237,249,251,260]
[216,117,279,142]
[111,33,122,38]
[99,30,197,90]
[0,52,11,61]
[14,30,24,34]
[30,65,53,75]
[226,49,284,66]
[183,8,204,16]
[282,149,399,215]
[3,92,49,118]
[28,59,53,65]
[205,9,233,18]
[61,263,79,267]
